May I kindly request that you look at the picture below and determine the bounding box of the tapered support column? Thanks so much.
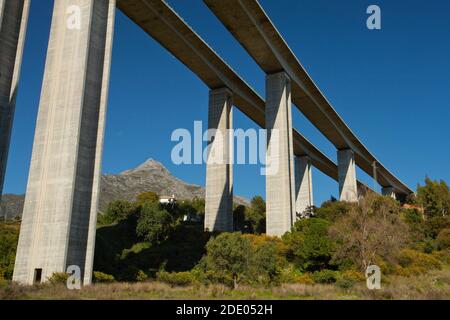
[382,187,396,199]
[295,156,313,218]
[13,0,115,285]
[265,72,295,237]
[0,0,29,199]
[338,149,358,202]
[205,88,233,232]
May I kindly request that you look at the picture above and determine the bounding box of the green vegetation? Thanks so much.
[0,222,19,280]
[1,178,450,300]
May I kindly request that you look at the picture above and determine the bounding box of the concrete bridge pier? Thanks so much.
[338,149,358,202]
[0,0,29,199]
[295,155,313,218]
[265,72,296,237]
[382,186,396,199]
[13,0,115,285]
[205,88,234,232]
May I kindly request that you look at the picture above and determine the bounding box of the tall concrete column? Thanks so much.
[265,72,295,237]
[13,0,115,285]
[382,186,396,199]
[0,0,30,199]
[205,88,233,232]
[295,155,313,218]
[338,149,358,202]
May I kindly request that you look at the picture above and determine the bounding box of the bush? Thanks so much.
[395,249,442,276]
[136,192,159,204]
[314,201,352,222]
[436,229,450,250]
[48,272,69,285]
[432,249,450,265]
[200,233,252,287]
[156,271,195,287]
[0,224,19,280]
[279,266,314,285]
[93,271,115,283]
[424,216,450,239]
[136,201,173,243]
[245,235,286,284]
[136,270,148,282]
[335,270,365,289]
[283,218,333,271]
[103,200,138,224]
[312,270,338,284]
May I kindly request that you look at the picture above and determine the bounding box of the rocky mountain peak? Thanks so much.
[1,157,249,219]
[120,158,168,175]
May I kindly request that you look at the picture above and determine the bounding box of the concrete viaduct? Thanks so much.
[0,0,412,285]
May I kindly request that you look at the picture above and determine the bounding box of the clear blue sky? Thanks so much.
[4,0,450,205]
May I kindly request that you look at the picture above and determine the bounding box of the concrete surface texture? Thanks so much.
[265,72,296,237]
[203,0,410,197]
[295,156,314,218]
[205,88,234,232]
[338,149,359,202]
[0,0,29,200]
[13,0,115,285]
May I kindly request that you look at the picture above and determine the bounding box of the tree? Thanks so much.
[417,178,450,218]
[190,197,205,217]
[252,236,286,284]
[136,191,159,204]
[282,218,333,271]
[329,195,408,271]
[233,205,248,232]
[103,200,137,223]
[436,229,450,250]
[314,200,353,222]
[136,201,173,243]
[0,224,19,279]
[201,233,252,287]
[247,196,266,234]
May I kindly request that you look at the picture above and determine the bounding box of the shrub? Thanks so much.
[200,233,252,287]
[314,201,352,222]
[93,271,115,283]
[395,249,442,276]
[312,270,338,284]
[245,235,286,284]
[0,224,19,280]
[424,216,450,239]
[136,201,173,243]
[336,270,365,289]
[283,218,333,272]
[156,271,195,286]
[103,200,138,224]
[436,229,450,250]
[432,249,450,265]
[48,272,69,285]
[296,273,315,285]
[136,191,159,204]
[136,270,148,282]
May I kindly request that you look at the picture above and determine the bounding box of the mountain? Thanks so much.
[0,158,249,219]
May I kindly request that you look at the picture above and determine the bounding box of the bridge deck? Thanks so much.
[116,0,373,194]
[203,0,412,196]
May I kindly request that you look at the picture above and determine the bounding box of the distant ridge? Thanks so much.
[0,158,249,219]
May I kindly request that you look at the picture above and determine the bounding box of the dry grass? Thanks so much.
[1,269,449,300]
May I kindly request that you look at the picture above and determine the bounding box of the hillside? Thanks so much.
[0,158,249,219]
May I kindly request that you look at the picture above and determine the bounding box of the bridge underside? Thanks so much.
[9,0,411,286]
